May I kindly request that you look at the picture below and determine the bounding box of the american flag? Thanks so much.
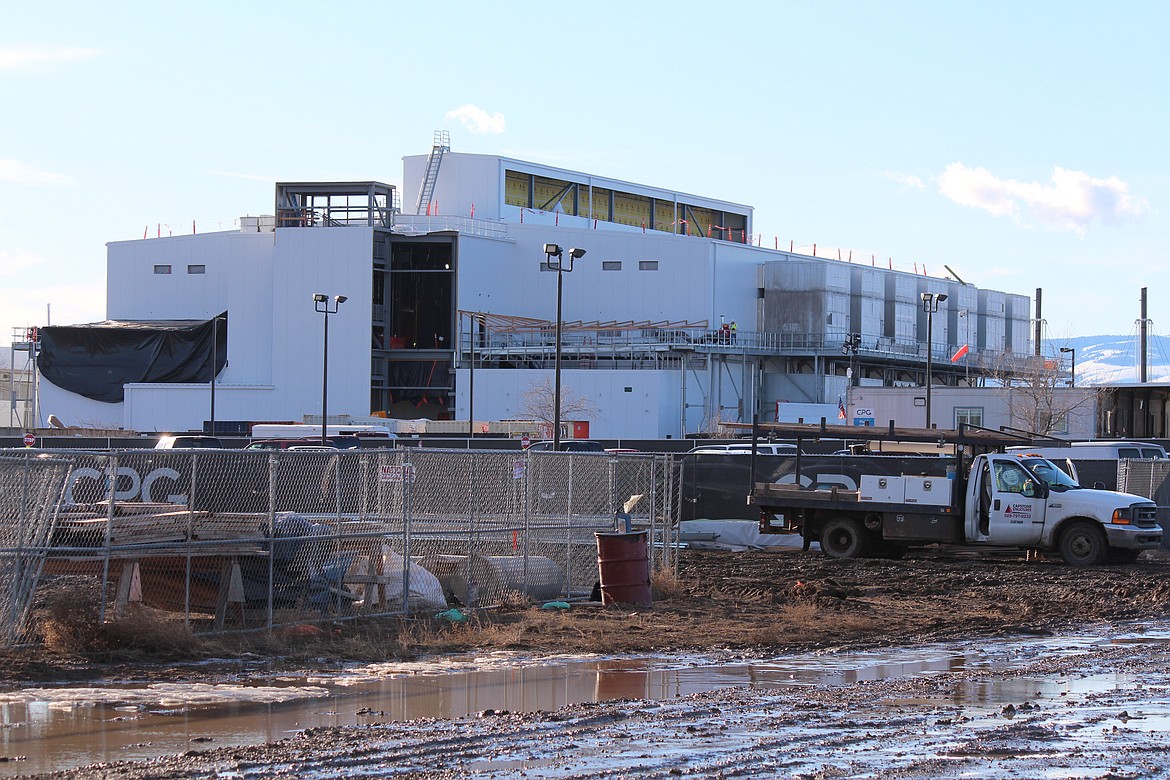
[838,399,847,419]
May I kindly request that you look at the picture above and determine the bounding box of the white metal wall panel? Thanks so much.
[1005,293,1033,354]
[978,290,1007,353]
[851,267,884,298]
[275,227,374,420]
[106,230,277,387]
[403,153,502,220]
[454,368,678,439]
[856,296,884,337]
[892,300,917,342]
[955,284,978,313]
[886,273,918,303]
[491,224,720,327]
[37,381,125,429]
[767,260,850,292]
[982,314,1006,353]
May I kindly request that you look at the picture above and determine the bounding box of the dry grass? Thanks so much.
[651,568,689,601]
[34,580,198,660]
[96,607,199,659]
[738,601,884,647]
[35,580,105,654]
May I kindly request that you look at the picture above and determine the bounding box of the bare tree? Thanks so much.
[701,408,738,439]
[520,377,600,437]
[986,352,1093,436]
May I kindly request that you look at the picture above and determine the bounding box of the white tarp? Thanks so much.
[680,520,817,551]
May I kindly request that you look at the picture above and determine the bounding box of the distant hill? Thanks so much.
[1042,334,1170,385]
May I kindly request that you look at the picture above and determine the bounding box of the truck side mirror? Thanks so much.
[1093,481,1106,490]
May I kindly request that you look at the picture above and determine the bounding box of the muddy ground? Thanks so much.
[12,546,1170,778]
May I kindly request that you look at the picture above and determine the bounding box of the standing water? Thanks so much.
[0,625,1167,776]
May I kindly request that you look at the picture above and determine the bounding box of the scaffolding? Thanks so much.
[5,328,37,431]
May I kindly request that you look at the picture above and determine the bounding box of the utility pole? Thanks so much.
[1140,287,1149,384]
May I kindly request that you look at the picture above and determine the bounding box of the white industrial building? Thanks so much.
[37,136,1034,438]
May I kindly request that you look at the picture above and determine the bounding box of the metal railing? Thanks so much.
[391,214,511,239]
[459,326,996,367]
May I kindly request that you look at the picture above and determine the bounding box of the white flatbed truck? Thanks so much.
[735,421,1163,566]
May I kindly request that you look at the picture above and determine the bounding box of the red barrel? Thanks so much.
[596,531,652,606]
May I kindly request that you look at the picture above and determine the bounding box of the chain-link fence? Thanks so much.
[0,454,73,647]
[1118,459,1170,548]
[0,448,679,642]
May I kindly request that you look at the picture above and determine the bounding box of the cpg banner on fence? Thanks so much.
[0,448,679,642]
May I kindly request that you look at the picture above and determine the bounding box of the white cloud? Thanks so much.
[885,171,925,190]
[0,250,42,277]
[0,45,99,70]
[445,104,506,134]
[0,159,74,186]
[936,163,1148,233]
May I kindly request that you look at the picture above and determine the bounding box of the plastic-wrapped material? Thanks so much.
[37,313,227,403]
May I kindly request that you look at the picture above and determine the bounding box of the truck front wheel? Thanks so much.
[821,518,870,559]
[1058,521,1108,566]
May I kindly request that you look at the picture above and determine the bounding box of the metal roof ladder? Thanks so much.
[415,130,451,215]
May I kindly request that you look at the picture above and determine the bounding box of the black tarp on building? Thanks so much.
[37,313,227,403]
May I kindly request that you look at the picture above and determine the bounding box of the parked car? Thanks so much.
[245,436,362,450]
[524,440,606,452]
[1006,441,1168,461]
[154,435,223,449]
[688,442,798,455]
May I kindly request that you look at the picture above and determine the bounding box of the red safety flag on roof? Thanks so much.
[951,344,970,362]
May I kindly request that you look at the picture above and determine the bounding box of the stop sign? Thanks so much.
[22,433,35,448]
[521,435,530,449]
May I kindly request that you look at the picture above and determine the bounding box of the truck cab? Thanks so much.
[965,454,1161,564]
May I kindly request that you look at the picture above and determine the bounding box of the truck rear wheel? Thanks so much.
[1058,521,1107,566]
[821,518,869,559]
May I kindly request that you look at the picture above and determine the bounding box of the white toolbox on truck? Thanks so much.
[860,475,905,503]
[904,476,948,505]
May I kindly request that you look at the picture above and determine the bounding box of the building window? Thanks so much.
[954,407,983,428]
[1049,413,1069,435]
[639,260,658,271]
[602,261,621,271]
[153,265,171,274]
[187,264,206,274]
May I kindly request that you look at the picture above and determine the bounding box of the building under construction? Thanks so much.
[34,134,1033,438]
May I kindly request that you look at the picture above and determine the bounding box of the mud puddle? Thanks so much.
[2,623,1169,777]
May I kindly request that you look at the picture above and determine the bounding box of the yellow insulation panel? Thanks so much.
[589,187,611,220]
[504,170,530,208]
[534,176,575,214]
[614,192,651,227]
[653,199,676,233]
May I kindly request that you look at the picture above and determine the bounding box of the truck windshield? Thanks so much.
[1019,457,1081,491]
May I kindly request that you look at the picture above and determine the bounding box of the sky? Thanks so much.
[1,0,1167,347]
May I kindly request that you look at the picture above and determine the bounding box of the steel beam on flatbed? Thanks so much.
[722,420,1032,450]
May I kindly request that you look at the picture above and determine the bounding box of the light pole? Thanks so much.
[840,333,860,417]
[1060,346,1076,387]
[921,292,948,429]
[209,312,224,436]
[543,243,586,450]
[465,311,481,438]
[313,293,347,446]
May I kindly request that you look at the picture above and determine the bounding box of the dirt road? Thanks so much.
[11,547,1170,778]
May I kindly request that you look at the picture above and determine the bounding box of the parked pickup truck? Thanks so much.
[752,452,1162,565]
